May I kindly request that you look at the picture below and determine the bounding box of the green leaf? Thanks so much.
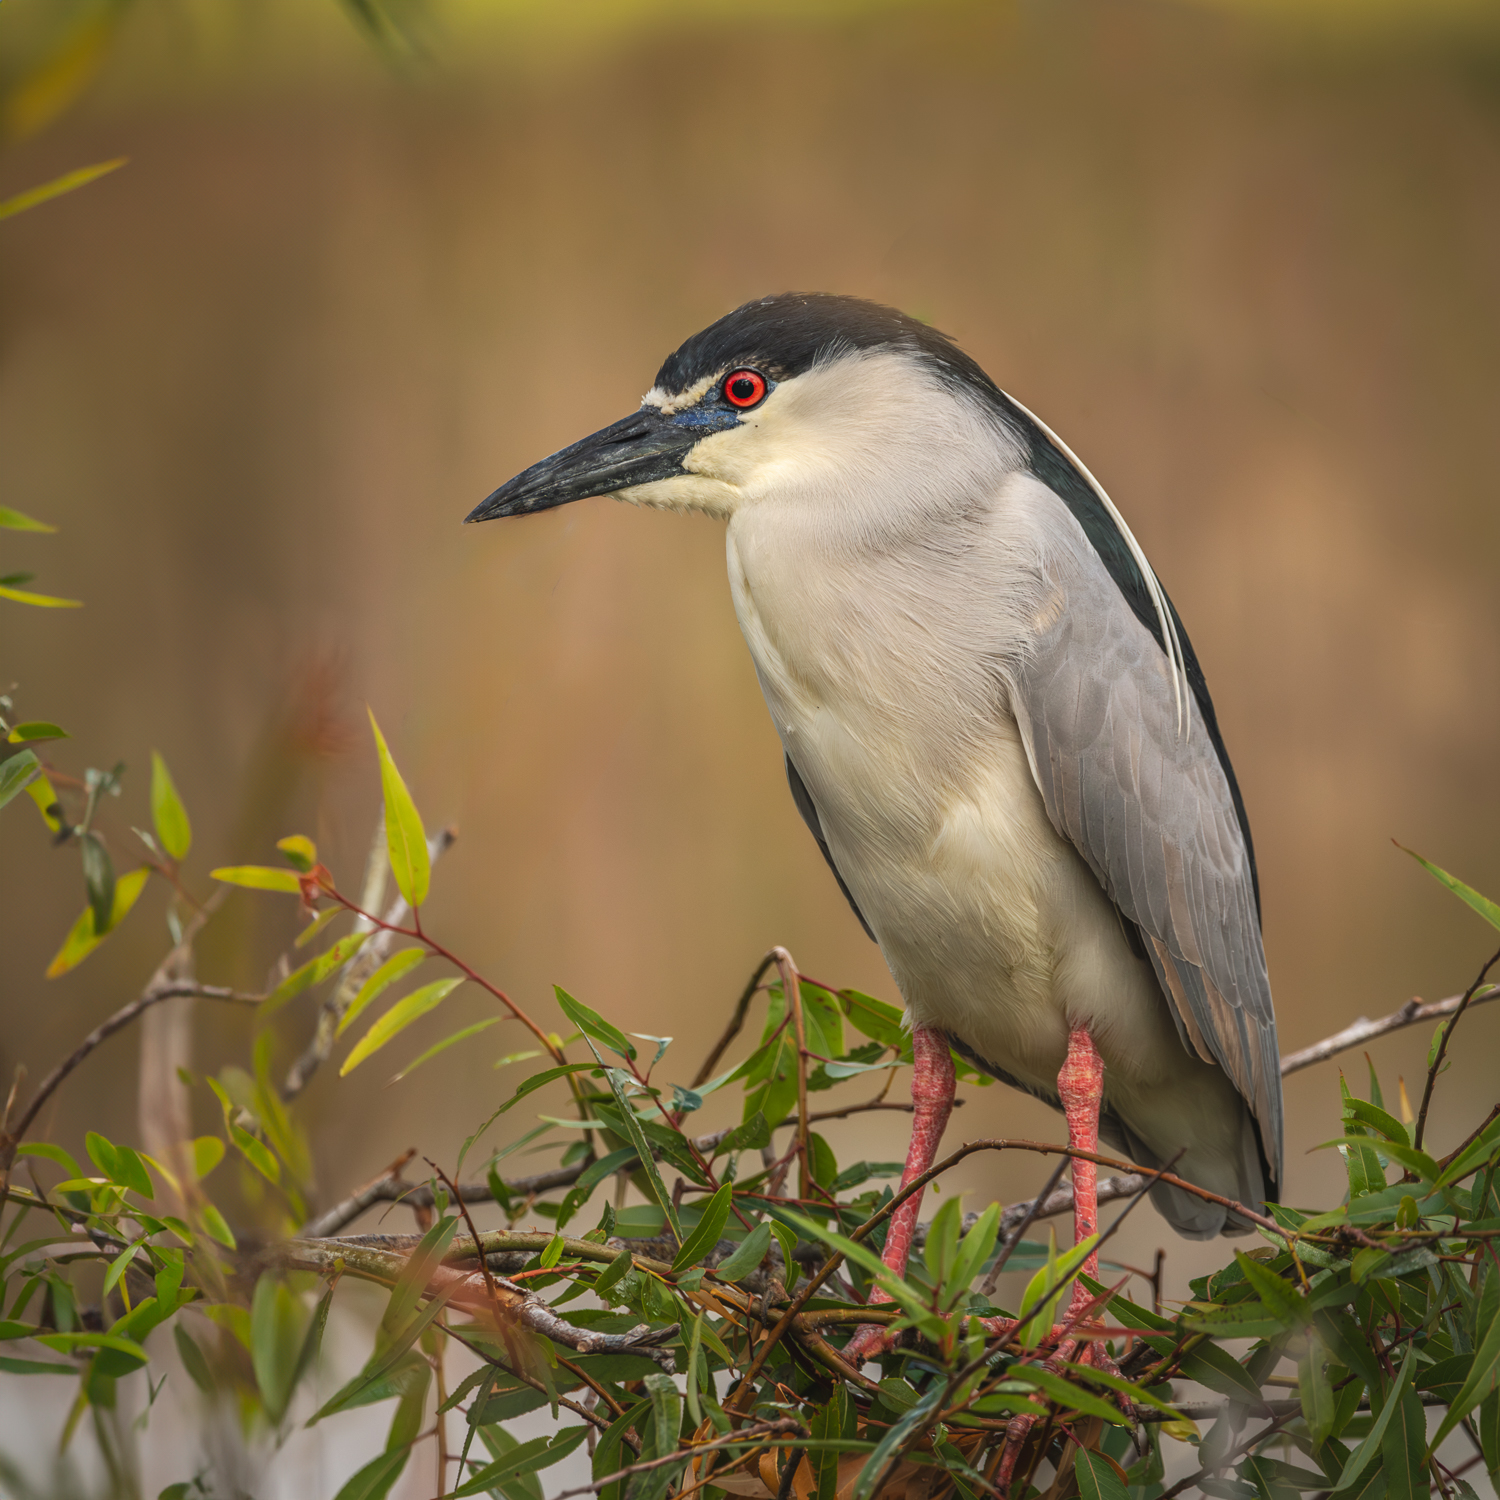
[368,709,429,908]
[191,1135,225,1178]
[251,1273,308,1424]
[672,1182,733,1271]
[713,1221,772,1282]
[489,1062,596,1114]
[451,1425,591,1498]
[210,865,303,893]
[1018,1232,1101,1347]
[200,1203,236,1249]
[768,1219,799,1292]
[207,1077,280,1184]
[948,1201,1002,1298]
[311,1284,459,1424]
[1005,1365,1132,1426]
[1334,1344,1416,1493]
[1399,846,1500,933]
[332,1449,409,1500]
[777,1207,940,1335]
[0,159,127,221]
[1318,1138,1441,1185]
[601,1067,683,1244]
[277,834,318,872]
[173,1323,214,1389]
[0,505,57,531]
[0,1355,79,1376]
[712,1113,771,1156]
[80,832,115,937]
[149,752,191,861]
[1234,1250,1307,1326]
[1300,1331,1336,1449]
[0,583,81,607]
[35,1331,148,1365]
[1428,1268,1500,1455]
[340,978,463,1075]
[338,947,427,1037]
[0,748,40,811]
[6,721,68,743]
[44,865,150,977]
[852,1385,942,1500]
[1381,1381,1426,1500]
[1075,1447,1130,1500]
[924,1194,964,1286]
[555,986,636,1062]
[390,1017,502,1081]
[263,931,371,1018]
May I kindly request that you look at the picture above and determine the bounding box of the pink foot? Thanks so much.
[842,1028,954,1361]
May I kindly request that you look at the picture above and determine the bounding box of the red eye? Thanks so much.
[722,369,767,408]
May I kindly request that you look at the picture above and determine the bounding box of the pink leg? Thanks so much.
[1058,1024,1104,1313]
[842,1027,954,1361]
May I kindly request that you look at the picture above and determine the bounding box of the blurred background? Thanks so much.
[3,0,1500,1489]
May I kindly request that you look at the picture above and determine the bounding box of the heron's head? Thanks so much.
[465,293,1022,528]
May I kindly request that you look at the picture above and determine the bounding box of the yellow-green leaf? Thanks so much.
[261,931,369,1018]
[294,905,342,949]
[0,583,82,608]
[150,751,191,862]
[200,1204,236,1249]
[26,773,63,832]
[7,721,68,742]
[191,1136,225,1179]
[46,867,151,978]
[390,1017,502,1082]
[211,865,302,893]
[0,159,126,222]
[276,834,318,873]
[1399,845,1500,934]
[337,946,426,1038]
[0,506,56,532]
[368,709,429,908]
[340,978,462,1076]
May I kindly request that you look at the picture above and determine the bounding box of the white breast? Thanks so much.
[724,470,1184,1100]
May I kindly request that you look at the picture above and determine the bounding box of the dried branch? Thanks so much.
[1279,984,1500,1077]
[1415,948,1500,1150]
[272,1236,679,1371]
[546,1419,807,1500]
[0,977,257,1186]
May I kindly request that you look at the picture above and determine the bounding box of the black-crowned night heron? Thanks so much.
[467,293,1282,1352]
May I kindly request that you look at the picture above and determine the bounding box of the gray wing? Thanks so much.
[1009,529,1284,1192]
[785,754,878,942]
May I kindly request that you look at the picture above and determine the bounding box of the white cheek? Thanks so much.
[615,472,740,519]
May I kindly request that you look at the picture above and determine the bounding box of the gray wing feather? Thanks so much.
[1011,531,1284,1191]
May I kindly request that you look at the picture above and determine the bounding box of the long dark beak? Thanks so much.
[466,407,710,523]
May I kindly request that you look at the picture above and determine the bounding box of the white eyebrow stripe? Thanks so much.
[642,374,718,414]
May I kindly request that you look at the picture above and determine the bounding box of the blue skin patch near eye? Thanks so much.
[667,376,776,430]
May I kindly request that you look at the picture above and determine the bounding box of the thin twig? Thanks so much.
[692,952,779,1088]
[980,1156,1071,1296]
[0,978,257,1184]
[545,1419,806,1500]
[772,948,812,1202]
[1414,946,1500,1150]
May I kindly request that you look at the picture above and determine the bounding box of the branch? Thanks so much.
[1415,949,1500,1150]
[1279,985,1500,1077]
[0,977,257,1184]
[280,825,456,1101]
[271,1236,679,1371]
[545,1419,806,1500]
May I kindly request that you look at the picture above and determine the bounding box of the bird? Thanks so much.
[466,292,1282,1353]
